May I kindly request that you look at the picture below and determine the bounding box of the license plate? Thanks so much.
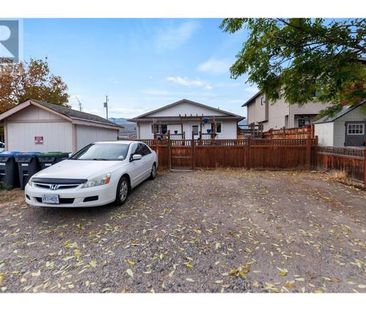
[42,194,59,204]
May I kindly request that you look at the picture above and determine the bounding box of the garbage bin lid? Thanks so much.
[15,152,42,159]
[39,151,69,156]
[0,151,21,157]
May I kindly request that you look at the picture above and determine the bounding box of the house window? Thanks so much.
[347,123,365,135]
[211,122,222,133]
[161,124,168,134]
[152,124,159,134]
[260,96,265,106]
[192,125,199,135]
[298,116,312,128]
[151,124,168,134]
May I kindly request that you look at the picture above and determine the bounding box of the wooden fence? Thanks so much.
[133,137,366,185]
[141,138,317,171]
[317,146,366,184]
[263,125,314,139]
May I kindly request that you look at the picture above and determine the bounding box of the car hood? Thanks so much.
[34,159,124,179]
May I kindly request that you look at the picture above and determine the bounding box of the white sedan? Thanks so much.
[25,141,158,208]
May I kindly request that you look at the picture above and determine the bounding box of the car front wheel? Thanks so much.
[115,176,129,205]
[150,163,157,180]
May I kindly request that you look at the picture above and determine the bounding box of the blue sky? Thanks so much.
[23,19,256,118]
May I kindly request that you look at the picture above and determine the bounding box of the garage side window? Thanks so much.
[347,123,365,135]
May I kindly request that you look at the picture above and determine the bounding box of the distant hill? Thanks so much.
[109,117,137,138]
[238,119,247,127]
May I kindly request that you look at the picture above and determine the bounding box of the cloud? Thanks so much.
[197,58,232,75]
[167,76,213,90]
[155,21,199,52]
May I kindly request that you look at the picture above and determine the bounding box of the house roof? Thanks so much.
[0,100,122,130]
[242,91,262,107]
[314,100,366,124]
[129,99,244,121]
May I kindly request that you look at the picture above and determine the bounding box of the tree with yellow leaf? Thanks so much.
[0,58,69,114]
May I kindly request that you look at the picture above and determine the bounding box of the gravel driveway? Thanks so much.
[0,170,365,293]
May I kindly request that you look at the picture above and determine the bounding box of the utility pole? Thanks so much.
[104,95,109,120]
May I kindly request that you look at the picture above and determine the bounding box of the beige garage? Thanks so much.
[0,99,120,153]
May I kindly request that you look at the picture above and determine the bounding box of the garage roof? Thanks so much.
[314,100,366,124]
[0,99,122,130]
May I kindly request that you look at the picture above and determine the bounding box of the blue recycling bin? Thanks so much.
[14,152,41,190]
[0,151,21,189]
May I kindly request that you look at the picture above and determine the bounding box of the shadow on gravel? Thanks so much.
[27,178,153,222]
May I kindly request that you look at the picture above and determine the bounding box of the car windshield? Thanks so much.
[70,143,130,161]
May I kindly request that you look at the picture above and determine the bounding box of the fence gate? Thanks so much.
[169,140,194,170]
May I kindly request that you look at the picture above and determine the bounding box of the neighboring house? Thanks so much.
[243,92,330,131]
[129,99,244,140]
[314,101,366,147]
[0,99,121,153]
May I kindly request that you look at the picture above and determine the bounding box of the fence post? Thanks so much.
[364,147,366,186]
[247,136,251,170]
[156,137,160,168]
[191,131,195,170]
[306,137,312,169]
[168,131,171,170]
[313,136,318,169]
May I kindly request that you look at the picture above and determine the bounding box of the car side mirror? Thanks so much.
[131,154,142,161]
[68,153,74,158]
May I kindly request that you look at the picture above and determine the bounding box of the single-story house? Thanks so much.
[0,99,121,153]
[314,101,366,147]
[129,99,244,140]
[243,91,331,131]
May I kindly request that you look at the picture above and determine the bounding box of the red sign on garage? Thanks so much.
[34,136,44,144]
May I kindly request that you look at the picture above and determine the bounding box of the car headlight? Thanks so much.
[27,177,34,187]
[81,173,111,188]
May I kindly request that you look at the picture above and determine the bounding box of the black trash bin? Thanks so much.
[0,151,21,189]
[37,152,69,170]
[15,152,41,189]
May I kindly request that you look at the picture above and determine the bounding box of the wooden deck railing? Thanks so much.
[263,125,314,139]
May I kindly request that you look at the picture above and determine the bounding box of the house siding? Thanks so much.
[133,100,241,140]
[137,119,238,140]
[75,125,118,150]
[314,105,366,147]
[246,95,331,130]
[314,122,334,146]
[266,98,289,130]
[5,105,73,152]
[148,102,227,118]
[334,106,366,147]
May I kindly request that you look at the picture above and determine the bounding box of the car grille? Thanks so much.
[34,183,80,190]
[31,177,87,190]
